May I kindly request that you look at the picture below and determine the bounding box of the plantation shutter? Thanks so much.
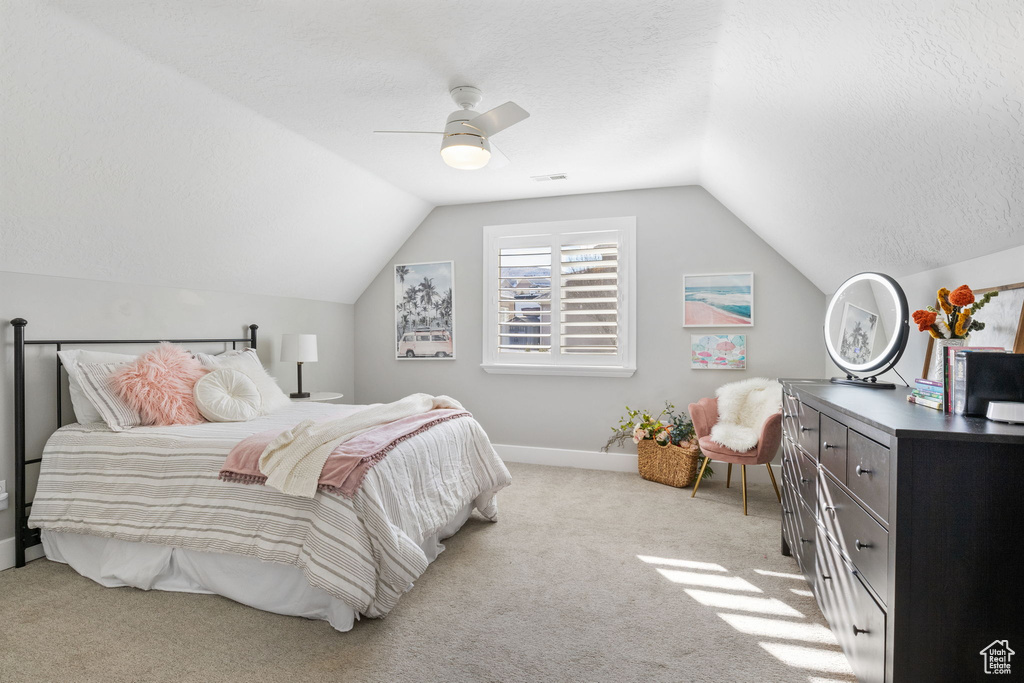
[497,246,552,353]
[559,241,619,355]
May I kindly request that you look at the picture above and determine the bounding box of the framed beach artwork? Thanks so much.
[683,273,753,327]
[838,302,879,365]
[395,261,455,360]
[691,334,746,370]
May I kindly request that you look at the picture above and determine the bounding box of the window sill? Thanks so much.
[480,363,636,378]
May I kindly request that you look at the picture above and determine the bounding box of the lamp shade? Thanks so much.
[280,334,318,363]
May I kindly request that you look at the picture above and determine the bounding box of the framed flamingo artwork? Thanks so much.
[691,334,746,370]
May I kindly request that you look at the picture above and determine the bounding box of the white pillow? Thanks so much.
[193,369,262,422]
[58,349,137,424]
[76,361,144,432]
[194,348,290,414]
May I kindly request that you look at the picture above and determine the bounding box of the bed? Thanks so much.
[10,320,511,631]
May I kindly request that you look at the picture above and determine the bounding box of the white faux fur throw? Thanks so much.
[259,393,464,497]
[709,378,782,452]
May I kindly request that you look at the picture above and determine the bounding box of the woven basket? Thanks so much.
[637,439,702,488]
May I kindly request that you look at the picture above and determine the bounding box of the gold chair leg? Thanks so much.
[766,462,781,503]
[691,457,711,498]
[741,465,748,516]
[727,463,732,488]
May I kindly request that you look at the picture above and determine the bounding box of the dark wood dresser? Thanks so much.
[779,380,1024,682]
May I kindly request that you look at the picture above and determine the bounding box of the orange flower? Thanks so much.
[937,288,953,315]
[949,285,975,307]
[955,313,972,337]
[912,309,937,332]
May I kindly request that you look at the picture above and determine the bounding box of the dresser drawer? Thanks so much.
[796,402,820,457]
[782,393,800,441]
[781,474,800,558]
[819,472,889,602]
[819,414,848,484]
[816,530,886,683]
[782,438,817,509]
[796,499,817,583]
[847,431,890,522]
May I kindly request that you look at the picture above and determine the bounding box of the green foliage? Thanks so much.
[603,401,712,479]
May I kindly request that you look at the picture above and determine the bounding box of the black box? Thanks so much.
[952,351,1024,416]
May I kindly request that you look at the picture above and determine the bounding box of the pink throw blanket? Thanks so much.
[219,409,471,498]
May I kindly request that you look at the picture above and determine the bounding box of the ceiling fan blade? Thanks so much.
[464,102,529,138]
[488,143,510,169]
[373,130,444,135]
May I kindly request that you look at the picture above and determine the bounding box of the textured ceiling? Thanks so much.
[11,0,1024,296]
[701,0,1023,291]
[49,0,722,206]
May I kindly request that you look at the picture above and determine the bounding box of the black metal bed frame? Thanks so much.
[9,318,258,568]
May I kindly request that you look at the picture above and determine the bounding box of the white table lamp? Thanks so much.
[281,334,318,399]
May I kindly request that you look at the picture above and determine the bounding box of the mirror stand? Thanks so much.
[830,375,896,389]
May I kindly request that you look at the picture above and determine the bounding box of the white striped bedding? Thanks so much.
[28,403,512,618]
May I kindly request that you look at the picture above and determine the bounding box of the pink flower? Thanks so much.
[632,424,646,444]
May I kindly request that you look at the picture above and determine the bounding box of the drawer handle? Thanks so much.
[821,573,832,581]
[855,465,873,476]
[800,477,810,484]
[855,539,873,551]
[784,413,795,419]
[800,538,812,544]
[852,625,870,636]
[823,442,836,450]
[800,426,811,432]
[782,508,793,515]
[824,505,836,516]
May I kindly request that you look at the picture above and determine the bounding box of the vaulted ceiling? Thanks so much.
[6,0,1023,299]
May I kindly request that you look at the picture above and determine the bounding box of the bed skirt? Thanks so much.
[40,500,476,632]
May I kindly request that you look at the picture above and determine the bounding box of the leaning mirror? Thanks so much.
[824,272,909,388]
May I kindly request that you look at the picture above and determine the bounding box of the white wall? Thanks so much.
[0,1,430,304]
[0,271,354,551]
[823,245,1024,382]
[354,186,826,456]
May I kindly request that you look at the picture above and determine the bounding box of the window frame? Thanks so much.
[481,216,636,377]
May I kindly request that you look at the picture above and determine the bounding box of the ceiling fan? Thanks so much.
[374,86,529,170]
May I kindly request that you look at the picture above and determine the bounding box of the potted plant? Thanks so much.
[603,402,711,488]
[913,284,997,378]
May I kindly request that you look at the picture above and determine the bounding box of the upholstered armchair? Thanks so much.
[687,397,782,515]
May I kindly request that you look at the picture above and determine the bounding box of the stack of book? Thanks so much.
[908,378,944,410]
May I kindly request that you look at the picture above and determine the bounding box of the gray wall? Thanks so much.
[0,271,354,543]
[354,186,826,452]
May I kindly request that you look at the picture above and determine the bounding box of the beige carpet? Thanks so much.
[0,463,855,683]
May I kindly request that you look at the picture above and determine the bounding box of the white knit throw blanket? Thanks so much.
[259,393,465,498]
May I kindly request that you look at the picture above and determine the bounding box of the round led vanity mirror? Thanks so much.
[823,272,909,388]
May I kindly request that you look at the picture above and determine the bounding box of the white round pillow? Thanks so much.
[194,369,263,422]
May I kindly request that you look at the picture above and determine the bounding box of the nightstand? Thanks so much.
[290,392,344,403]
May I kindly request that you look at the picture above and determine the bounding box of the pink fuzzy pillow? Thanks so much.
[111,343,210,426]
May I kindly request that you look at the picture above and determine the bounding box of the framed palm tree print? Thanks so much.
[395,261,455,360]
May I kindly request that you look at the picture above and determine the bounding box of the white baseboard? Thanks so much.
[494,443,776,484]
[0,536,46,572]
[494,443,638,472]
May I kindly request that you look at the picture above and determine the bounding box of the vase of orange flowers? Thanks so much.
[912,285,997,378]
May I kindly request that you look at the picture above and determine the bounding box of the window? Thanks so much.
[481,217,636,376]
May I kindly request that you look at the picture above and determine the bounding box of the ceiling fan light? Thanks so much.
[440,136,491,170]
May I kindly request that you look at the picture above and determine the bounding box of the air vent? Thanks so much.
[531,173,568,182]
